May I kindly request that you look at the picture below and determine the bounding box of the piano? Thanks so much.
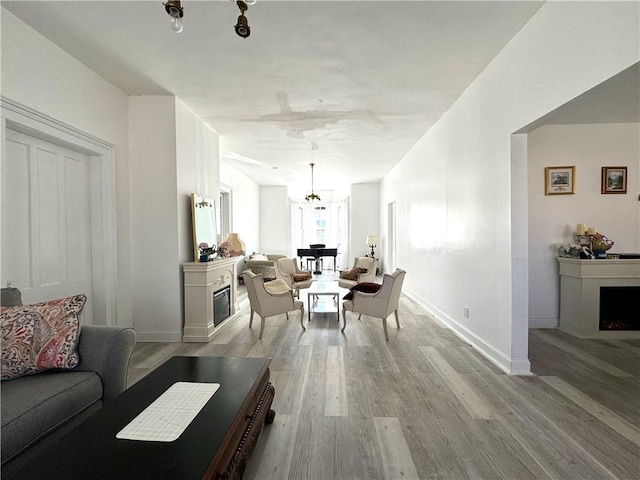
[297,246,338,274]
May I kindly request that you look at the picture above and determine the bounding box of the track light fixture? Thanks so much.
[163,1,256,37]
[164,0,184,33]
[234,0,251,38]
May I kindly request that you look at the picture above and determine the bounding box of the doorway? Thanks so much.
[1,99,117,325]
[2,129,95,321]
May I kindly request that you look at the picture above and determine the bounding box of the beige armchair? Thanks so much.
[341,269,406,340]
[275,258,314,297]
[242,270,305,339]
[337,256,378,289]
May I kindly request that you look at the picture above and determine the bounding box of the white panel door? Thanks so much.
[2,128,93,322]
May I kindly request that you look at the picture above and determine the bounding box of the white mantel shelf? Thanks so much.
[557,257,640,339]
[182,258,238,342]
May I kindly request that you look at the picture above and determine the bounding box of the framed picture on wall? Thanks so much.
[544,166,575,195]
[601,166,627,194]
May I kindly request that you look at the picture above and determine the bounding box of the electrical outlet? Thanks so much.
[464,307,470,318]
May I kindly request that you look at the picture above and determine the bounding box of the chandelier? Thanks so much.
[305,163,321,202]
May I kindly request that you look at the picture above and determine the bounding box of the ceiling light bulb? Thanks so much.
[164,1,184,33]
[170,16,183,33]
[245,0,257,5]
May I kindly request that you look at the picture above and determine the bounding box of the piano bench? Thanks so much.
[306,258,323,271]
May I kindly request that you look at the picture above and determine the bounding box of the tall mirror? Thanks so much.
[191,193,217,260]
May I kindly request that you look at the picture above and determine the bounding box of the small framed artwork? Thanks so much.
[601,166,627,194]
[544,166,575,195]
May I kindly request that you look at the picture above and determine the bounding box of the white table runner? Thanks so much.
[116,382,220,442]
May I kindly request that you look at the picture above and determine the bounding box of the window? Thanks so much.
[290,198,349,269]
[219,189,231,241]
[313,206,326,244]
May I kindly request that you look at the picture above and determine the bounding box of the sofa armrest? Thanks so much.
[75,326,136,402]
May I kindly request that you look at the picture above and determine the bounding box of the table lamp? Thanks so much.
[366,235,378,257]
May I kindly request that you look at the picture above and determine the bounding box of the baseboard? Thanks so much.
[403,288,531,375]
[529,318,558,329]
[135,331,183,342]
[509,357,533,375]
[136,298,249,344]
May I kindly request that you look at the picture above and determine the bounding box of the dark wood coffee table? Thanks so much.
[12,356,275,479]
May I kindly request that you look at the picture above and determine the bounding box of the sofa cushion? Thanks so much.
[1,370,102,464]
[249,252,269,261]
[1,295,86,380]
[264,279,291,295]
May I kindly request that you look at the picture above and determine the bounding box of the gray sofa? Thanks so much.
[244,254,286,280]
[1,316,136,477]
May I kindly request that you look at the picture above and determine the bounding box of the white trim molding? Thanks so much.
[403,287,532,375]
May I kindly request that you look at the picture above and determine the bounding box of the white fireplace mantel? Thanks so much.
[182,258,238,342]
[557,257,640,339]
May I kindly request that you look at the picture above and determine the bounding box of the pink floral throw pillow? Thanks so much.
[1,294,86,381]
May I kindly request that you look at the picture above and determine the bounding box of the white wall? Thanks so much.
[220,161,260,256]
[350,183,380,264]
[380,2,639,373]
[129,96,181,341]
[129,97,221,341]
[260,186,290,255]
[0,8,133,326]
[528,123,640,328]
[176,99,220,263]
[2,10,229,339]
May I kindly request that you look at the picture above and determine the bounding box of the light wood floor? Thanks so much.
[128,276,640,480]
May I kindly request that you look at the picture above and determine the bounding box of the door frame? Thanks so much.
[1,97,118,326]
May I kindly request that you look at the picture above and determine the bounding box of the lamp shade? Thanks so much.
[366,236,378,246]
[225,233,245,256]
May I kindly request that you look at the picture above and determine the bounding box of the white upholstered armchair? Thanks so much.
[341,269,406,340]
[274,258,314,297]
[337,256,378,289]
[242,270,305,339]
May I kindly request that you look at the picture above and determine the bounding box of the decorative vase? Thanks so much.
[225,233,245,257]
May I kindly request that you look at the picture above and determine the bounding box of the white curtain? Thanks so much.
[289,200,303,258]
[325,198,349,269]
[289,200,318,256]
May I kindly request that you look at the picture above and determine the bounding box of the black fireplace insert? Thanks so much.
[213,286,231,327]
[599,286,640,331]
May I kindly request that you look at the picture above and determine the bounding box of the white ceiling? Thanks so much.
[3,1,549,188]
[521,62,640,133]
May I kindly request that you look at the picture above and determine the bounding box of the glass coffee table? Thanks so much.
[307,280,347,323]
